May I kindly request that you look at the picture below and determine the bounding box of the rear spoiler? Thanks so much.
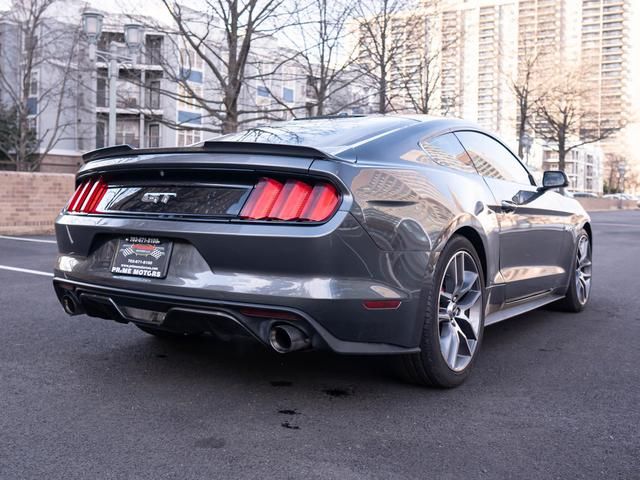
[81,141,337,163]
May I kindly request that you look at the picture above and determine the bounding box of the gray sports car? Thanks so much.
[53,115,592,387]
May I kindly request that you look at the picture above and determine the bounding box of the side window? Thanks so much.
[455,131,531,185]
[420,133,477,174]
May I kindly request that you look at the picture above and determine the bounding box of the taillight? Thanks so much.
[240,177,340,222]
[66,178,108,213]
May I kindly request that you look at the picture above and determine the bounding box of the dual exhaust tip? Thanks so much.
[61,291,309,353]
[269,324,310,353]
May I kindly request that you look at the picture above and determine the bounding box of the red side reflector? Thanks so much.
[240,178,283,219]
[300,184,339,222]
[269,180,313,220]
[363,300,402,310]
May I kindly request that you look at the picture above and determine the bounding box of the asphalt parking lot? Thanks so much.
[1,210,639,479]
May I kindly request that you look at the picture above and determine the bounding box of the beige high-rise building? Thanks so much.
[439,0,519,140]
[352,0,638,190]
[580,0,640,183]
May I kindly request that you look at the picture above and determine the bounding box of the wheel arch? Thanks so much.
[453,226,487,283]
[583,222,593,246]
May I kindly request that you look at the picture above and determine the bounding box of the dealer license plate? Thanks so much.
[111,236,173,279]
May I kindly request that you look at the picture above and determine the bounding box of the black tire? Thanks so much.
[135,324,195,339]
[399,235,485,388]
[553,229,592,313]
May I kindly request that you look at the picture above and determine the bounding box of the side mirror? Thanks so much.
[539,170,569,192]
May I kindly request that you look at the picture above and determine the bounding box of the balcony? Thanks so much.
[115,133,140,148]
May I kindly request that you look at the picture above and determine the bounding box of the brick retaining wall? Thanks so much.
[0,172,75,235]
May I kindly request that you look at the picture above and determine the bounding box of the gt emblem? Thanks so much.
[141,192,177,204]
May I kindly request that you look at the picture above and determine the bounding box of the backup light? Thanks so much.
[240,177,339,222]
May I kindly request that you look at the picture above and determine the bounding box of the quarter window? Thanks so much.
[455,131,531,185]
[420,133,476,174]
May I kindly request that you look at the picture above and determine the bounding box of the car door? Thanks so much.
[454,130,573,302]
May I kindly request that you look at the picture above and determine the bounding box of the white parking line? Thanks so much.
[0,235,56,244]
[593,223,640,228]
[0,265,53,277]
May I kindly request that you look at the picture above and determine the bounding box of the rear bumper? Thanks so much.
[53,211,433,353]
[53,277,420,355]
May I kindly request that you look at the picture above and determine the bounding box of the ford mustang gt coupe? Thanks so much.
[53,115,592,387]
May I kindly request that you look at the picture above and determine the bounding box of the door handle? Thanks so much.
[501,200,517,213]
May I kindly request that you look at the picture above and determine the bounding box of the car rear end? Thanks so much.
[53,144,424,355]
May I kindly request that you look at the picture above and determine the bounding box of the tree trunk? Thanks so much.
[378,75,386,113]
[557,131,566,173]
[517,103,527,159]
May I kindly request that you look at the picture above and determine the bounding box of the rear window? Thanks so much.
[212,117,416,153]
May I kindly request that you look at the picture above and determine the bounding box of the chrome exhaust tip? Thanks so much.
[61,293,81,316]
[269,324,310,353]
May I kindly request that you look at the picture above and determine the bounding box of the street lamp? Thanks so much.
[124,24,144,52]
[81,11,145,147]
[82,11,103,43]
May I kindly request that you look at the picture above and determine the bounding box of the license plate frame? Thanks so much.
[110,236,173,279]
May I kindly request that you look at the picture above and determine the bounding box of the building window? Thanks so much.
[27,117,37,133]
[177,128,201,147]
[177,83,202,111]
[179,46,204,71]
[29,71,39,97]
[147,80,161,109]
[116,119,140,148]
[257,85,270,98]
[96,121,106,149]
[97,77,107,107]
[147,124,160,148]
[283,87,294,103]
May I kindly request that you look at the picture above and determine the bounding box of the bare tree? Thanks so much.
[354,0,416,113]
[0,0,81,171]
[130,0,294,135]
[396,10,457,115]
[532,68,624,173]
[283,0,365,116]
[510,43,545,159]
[604,153,627,194]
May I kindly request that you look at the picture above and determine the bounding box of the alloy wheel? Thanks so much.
[438,251,483,372]
[575,235,592,305]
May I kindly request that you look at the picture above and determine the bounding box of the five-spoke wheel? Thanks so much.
[438,251,482,372]
[400,235,485,388]
[575,234,592,305]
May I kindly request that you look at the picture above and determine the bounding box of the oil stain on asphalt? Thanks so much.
[281,422,300,430]
[278,409,299,415]
[323,387,353,398]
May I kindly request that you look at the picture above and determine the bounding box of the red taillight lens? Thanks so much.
[68,181,92,211]
[300,184,340,222]
[82,178,108,213]
[66,178,108,213]
[240,177,340,222]
[239,177,284,219]
[269,180,313,220]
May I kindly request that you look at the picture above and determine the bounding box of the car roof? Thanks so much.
[212,114,481,155]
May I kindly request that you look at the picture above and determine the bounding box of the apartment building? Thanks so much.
[539,143,604,193]
[580,0,640,159]
[440,0,518,138]
[0,1,321,172]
